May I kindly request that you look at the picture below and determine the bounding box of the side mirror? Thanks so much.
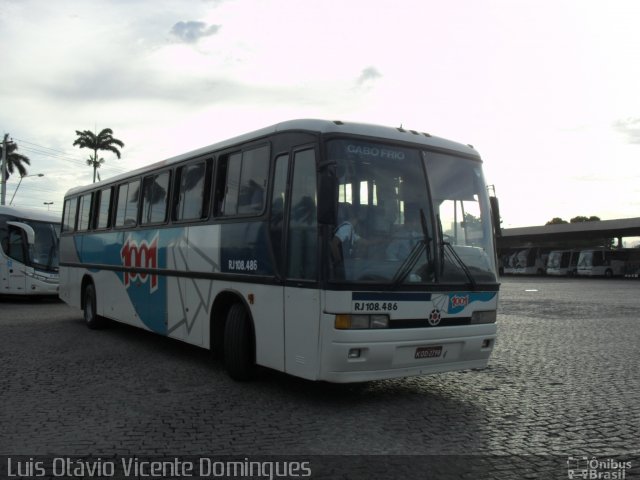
[489,196,502,237]
[7,221,35,245]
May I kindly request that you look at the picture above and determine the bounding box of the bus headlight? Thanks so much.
[470,310,497,324]
[335,314,389,329]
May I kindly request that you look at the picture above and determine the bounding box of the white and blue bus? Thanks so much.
[59,120,500,382]
[0,205,60,296]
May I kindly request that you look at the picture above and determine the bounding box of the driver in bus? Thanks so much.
[331,203,385,264]
[331,203,361,262]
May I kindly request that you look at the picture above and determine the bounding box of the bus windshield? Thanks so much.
[326,139,497,284]
[25,220,60,272]
[547,251,563,269]
[427,151,497,284]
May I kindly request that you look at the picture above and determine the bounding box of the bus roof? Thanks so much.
[0,205,61,224]
[64,119,481,198]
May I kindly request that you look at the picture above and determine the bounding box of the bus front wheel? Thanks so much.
[223,303,256,381]
[83,283,106,329]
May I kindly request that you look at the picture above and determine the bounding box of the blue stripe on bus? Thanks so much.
[352,292,432,301]
[446,292,497,314]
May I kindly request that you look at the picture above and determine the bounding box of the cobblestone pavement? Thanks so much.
[1,277,639,478]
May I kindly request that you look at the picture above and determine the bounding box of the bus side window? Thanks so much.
[238,145,269,215]
[213,156,227,216]
[142,171,171,224]
[269,154,289,274]
[286,149,317,280]
[216,153,241,216]
[115,180,140,227]
[174,162,207,221]
[62,197,78,232]
[77,193,93,231]
[96,187,112,229]
[215,145,269,217]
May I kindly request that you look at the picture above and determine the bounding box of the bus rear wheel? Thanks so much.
[223,303,256,380]
[83,283,106,329]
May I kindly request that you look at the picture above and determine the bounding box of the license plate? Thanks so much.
[415,346,443,359]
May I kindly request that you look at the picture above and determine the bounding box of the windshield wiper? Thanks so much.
[437,214,477,289]
[442,242,477,290]
[391,239,426,288]
[419,208,432,267]
[391,208,433,288]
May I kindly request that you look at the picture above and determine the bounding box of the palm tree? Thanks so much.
[1,135,31,205]
[1,137,31,180]
[73,128,124,183]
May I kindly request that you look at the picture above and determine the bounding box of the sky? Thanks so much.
[1,0,640,231]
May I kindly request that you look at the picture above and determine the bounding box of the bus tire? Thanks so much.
[223,303,256,380]
[83,283,106,329]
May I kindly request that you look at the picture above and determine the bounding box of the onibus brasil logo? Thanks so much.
[120,234,159,293]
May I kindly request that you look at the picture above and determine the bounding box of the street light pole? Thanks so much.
[9,173,45,205]
[43,202,53,211]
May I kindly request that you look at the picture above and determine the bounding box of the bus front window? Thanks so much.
[425,151,497,283]
[326,139,434,283]
[26,220,60,272]
[325,140,497,285]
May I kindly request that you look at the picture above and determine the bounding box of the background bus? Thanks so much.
[58,119,500,383]
[546,249,579,276]
[506,247,548,275]
[0,205,60,295]
[577,248,635,277]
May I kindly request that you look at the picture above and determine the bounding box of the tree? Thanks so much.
[1,137,31,180]
[570,215,600,223]
[546,217,568,225]
[1,135,31,205]
[73,128,124,183]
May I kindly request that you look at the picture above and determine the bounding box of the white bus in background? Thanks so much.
[500,249,518,275]
[510,248,548,275]
[58,119,501,383]
[0,205,60,295]
[625,250,640,278]
[577,248,635,278]
[546,249,579,276]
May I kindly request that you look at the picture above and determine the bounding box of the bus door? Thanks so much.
[275,147,322,379]
[0,233,25,293]
[3,223,34,293]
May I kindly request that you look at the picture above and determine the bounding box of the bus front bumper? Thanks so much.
[318,326,496,383]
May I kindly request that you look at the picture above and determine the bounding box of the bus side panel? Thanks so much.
[96,269,141,325]
[59,235,82,307]
[185,223,286,370]
[283,286,321,379]
[164,225,219,346]
[76,230,173,332]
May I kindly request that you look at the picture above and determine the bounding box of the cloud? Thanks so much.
[170,21,221,43]
[357,66,382,85]
[613,117,640,144]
